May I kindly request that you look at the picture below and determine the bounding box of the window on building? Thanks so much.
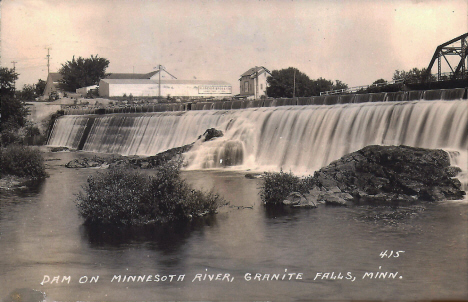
[244,81,249,92]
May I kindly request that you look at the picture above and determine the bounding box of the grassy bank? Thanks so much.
[76,160,223,225]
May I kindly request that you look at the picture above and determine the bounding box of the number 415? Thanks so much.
[380,250,405,258]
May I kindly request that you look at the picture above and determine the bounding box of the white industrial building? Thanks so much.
[98,79,232,98]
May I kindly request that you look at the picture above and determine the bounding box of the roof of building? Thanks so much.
[105,71,159,79]
[100,79,231,86]
[47,72,63,82]
[240,66,271,78]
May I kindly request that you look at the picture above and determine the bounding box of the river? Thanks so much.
[0,151,467,301]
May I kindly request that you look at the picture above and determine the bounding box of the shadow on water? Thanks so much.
[348,204,429,232]
[0,178,46,198]
[14,179,47,196]
[263,204,309,219]
[0,179,46,222]
[264,201,429,229]
[80,214,218,253]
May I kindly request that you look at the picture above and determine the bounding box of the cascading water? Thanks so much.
[48,100,467,179]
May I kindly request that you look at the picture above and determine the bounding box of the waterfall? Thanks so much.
[48,100,467,175]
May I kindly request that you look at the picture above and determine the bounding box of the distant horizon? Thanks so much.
[2,0,467,94]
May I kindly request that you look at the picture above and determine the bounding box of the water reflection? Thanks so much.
[0,178,46,197]
[350,204,426,224]
[81,215,218,254]
[263,204,304,219]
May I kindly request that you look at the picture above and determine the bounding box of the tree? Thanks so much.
[59,55,110,91]
[35,79,46,97]
[372,78,387,85]
[332,80,348,91]
[267,67,349,97]
[0,67,18,97]
[392,67,435,83]
[267,67,314,98]
[19,84,36,101]
[309,78,334,96]
[0,68,28,132]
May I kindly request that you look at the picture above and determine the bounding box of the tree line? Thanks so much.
[10,52,435,100]
[266,67,348,98]
[266,66,435,98]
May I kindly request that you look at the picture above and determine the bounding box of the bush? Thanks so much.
[23,124,46,146]
[1,123,45,146]
[48,91,59,101]
[76,161,222,225]
[0,127,23,146]
[260,170,315,205]
[0,145,47,178]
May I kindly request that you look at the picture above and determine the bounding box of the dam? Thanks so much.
[48,88,468,175]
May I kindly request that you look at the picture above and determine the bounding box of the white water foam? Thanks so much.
[48,100,468,176]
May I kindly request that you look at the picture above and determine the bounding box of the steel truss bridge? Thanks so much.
[322,33,468,96]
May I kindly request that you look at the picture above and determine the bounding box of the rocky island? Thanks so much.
[280,145,465,207]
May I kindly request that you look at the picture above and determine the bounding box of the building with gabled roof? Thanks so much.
[105,70,174,80]
[238,66,271,99]
[43,72,65,98]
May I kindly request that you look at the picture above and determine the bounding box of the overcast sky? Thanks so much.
[2,0,467,93]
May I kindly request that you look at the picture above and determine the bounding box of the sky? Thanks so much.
[2,0,467,94]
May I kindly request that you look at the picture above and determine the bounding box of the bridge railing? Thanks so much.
[321,70,468,96]
[320,79,404,96]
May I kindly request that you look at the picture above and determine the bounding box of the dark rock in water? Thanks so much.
[133,128,223,168]
[283,187,353,207]
[65,128,224,169]
[50,146,70,152]
[278,145,465,207]
[123,143,194,169]
[245,173,262,179]
[445,166,462,177]
[65,157,106,168]
[198,128,224,142]
[313,145,465,203]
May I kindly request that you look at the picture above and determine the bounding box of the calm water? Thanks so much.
[0,151,467,301]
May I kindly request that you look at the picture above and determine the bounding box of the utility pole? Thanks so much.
[154,65,176,100]
[158,64,163,99]
[46,48,50,74]
[11,61,17,89]
[255,66,258,100]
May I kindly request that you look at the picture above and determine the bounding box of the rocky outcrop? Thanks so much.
[198,128,224,142]
[65,128,224,169]
[111,144,194,169]
[282,145,465,206]
[65,156,107,168]
[50,146,70,152]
